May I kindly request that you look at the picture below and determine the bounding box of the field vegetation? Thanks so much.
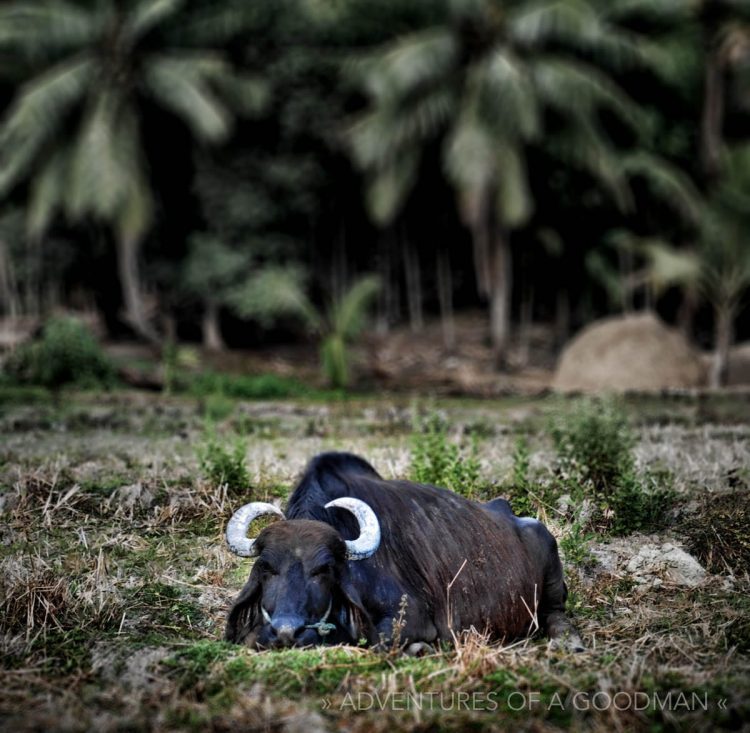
[1,388,748,731]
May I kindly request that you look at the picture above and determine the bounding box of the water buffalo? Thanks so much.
[224,452,583,652]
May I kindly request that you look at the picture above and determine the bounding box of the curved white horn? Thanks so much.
[226,502,285,557]
[325,497,381,560]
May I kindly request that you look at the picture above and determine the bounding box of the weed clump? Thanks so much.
[3,317,115,389]
[550,398,675,535]
[189,372,309,400]
[410,412,482,497]
[681,489,750,576]
[196,427,249,491]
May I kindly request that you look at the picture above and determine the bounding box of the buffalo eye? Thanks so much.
[310,564,332,578]
[256,560,278,576]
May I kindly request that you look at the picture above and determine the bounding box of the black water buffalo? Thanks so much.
[224,452,582,652]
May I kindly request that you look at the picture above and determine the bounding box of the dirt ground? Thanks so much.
[0,389,748,732]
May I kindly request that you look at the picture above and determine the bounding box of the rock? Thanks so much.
[553,313,705,393]
[625,543,706,587]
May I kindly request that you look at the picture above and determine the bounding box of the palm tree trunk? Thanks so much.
[710,302,733,388]
[701,44,724,181]
[518,284,534,368]
[203,298,224,352]
[436,248,455,351]
[555,287,570,349]
[376,232,395,334]
[489,230,512,369]
[117,232,158,343]
[0,236,20,317]
[402,237,423,332]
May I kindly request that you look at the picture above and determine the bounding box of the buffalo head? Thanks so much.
[223,499,380,648]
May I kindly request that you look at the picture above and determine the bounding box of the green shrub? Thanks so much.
[410,412,482,497]
[189,371,308,400]
[197,428,249,490]
[4,317,115,389]
[550,398,635,492]
[549,399,674,535]
[202,392,234,422]
[506,437,537,517]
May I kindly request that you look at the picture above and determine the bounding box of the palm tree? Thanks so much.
[698,0,750,180]
[349,0,669,366]
[0,0,265,341]
[228,268,380,389]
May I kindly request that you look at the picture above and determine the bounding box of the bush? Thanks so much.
[550,398,635,492]
[410,412,482,497]
[188,372,309,400]
[197,429,249,490]
[4,317,114,389]
[550,398,674,535]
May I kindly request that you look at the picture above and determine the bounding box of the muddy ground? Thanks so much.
[1,389,748,732]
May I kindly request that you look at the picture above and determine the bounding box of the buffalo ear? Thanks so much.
[224,570,262,644]
[339,567,375,644]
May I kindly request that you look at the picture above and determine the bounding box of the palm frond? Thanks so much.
[640,240,701,294]
[123,0,182,44]
[600,0,694,24]
[26,146,70,238]
[510,0,649,70]
[68,92,129,220]
[171,1,265,45]
[548,122,631,211]
[0,1,97,58]
[478,49,540,141]
[142,54,231,142]
[113,107,153,242]
[332,275,380,340]
[532,56,642,128]
[210,74,270,117]
[621,151,703,224]
[349,86,454,168]
[494,141,532,228]
[443,112,496,202]
[117,165,154,244]
[0,56,93,195]
[227,266,322,332]
[353,28,457,105]
[365,150,421,226]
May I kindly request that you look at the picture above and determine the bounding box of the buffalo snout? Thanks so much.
[269,614,305,646]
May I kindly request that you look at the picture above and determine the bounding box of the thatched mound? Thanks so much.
[553,313,705,393]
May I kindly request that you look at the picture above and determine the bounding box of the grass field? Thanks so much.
[1,389,748,732]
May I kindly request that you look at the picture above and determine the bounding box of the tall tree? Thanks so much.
[0,0,265,341]
[348,0,654,366]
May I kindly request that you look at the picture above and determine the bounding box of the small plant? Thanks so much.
[410,412,482,497]
[188,371,309,400]
[550,398,635,492]
[202,392,234,422]
[558,517,595,569]
[549,399,674,535]
[197,428,249,491]
[228,269,380,389]
[4,316,115,389]
[506,437,537,517]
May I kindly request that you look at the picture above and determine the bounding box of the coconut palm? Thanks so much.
[348,0,683,366]
[0,0,265,341]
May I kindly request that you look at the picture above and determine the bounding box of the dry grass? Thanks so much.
[0,390,748,732]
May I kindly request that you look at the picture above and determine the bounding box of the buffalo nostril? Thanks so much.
[270,616,304,646]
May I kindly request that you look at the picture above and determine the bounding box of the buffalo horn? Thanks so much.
[324,497,381,560]
[226,502,285,557]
